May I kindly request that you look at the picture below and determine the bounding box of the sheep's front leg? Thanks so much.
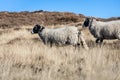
[96,38,103,47]
[42,38,48,46]
[116,33,120,40]
[50,40,53,47]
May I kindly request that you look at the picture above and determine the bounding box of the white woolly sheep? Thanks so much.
[31,24,89,49]
[82,17,120,43]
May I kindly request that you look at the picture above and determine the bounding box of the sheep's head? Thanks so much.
[31,24,45,34]
[82,17,93,28]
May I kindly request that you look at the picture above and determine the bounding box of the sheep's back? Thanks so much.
[91,20,120,39]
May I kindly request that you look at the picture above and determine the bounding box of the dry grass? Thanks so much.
[0,25,120,80]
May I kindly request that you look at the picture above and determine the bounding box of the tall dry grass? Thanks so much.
[0,25,120,80]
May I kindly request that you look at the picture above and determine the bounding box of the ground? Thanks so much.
[0,25,120,80]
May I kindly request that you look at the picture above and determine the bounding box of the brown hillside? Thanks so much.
[96,17,120,21]
[0,11,85,29]
[0,10,120,29]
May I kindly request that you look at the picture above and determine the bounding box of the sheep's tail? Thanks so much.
[78,31,89,50]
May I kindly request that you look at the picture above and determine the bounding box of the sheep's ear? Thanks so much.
[91,17,93,21]
[86,16,91,19]
[39,26,45,32]
[35,24,41,30]
[85,17,90,21]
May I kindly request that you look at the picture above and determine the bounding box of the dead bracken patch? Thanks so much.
[6,37,25,44]
[32,38,40,42]
[13,27,21,31]
[26,28,32,31]
[0,11,85,29]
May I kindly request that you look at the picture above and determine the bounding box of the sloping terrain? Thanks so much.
[0,10,120,29]
[0,11,85,29]
[0,11,120,80]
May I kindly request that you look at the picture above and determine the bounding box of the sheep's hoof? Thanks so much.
[77,43,80,46]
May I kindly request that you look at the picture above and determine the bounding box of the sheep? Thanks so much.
[31,24,89,49]
[82,17,120,44]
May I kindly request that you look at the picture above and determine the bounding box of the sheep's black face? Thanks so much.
[31,24,45,34]
[83,18,90,27]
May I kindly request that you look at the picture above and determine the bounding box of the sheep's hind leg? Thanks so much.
[79,36,89,50]
[96,38,103,43]
[96,38,103,47]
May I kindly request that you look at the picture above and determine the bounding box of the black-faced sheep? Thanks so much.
[82,17,120,44]
[31,24,89,49]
